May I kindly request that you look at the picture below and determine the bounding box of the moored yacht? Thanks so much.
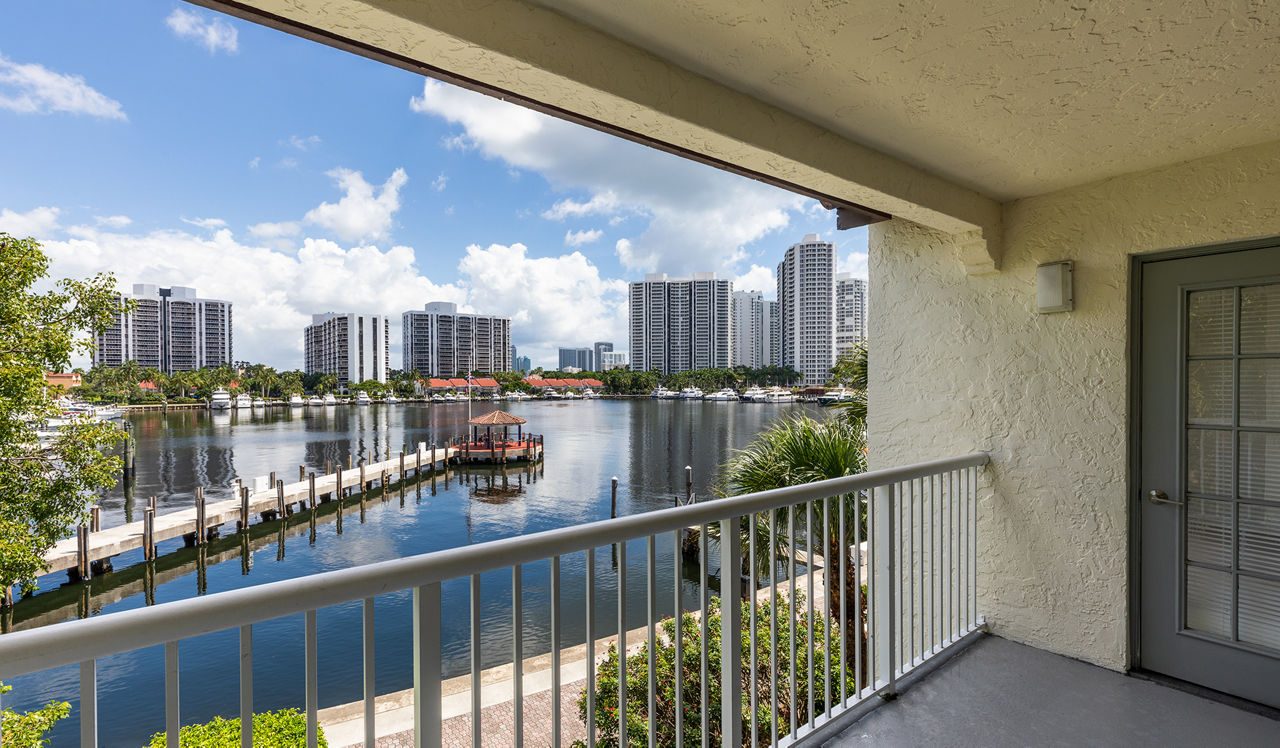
[384,393,401,404]
[582,389,600,399]
[705,388,739,401]
[762,387,797,403]
[818,387,855,403]
[651,387,676,399]
[307,395,323,406]
[679,386,704,400]
[210,388,232,410]
[252,397,266,408]
[355,391,372,405]
[322,394,337,406]
[289,394,304,407]
[741,386,766,402]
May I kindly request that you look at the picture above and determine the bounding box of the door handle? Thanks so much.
[1148,489,1182,506]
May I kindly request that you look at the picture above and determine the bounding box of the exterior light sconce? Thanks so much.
[1036,260,1074,313]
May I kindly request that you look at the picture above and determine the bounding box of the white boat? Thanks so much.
[705,388,739,401]
[323,394,337,406]
[762,387,797,403]
[818,387,855,403]
[651,387,676,399]
[307,395,323,406]
[679,386,704,400]
[582,389,600,399]
[444,392,457,402]
[355,391,372,406]
[210,388,232,410]
[385,394,401,404]
[741,386,766,402]
[289,394,304,407]
[252,397,266,408]
[564,390,580,400]
[431,393,446,402]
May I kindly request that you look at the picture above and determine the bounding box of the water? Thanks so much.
[4,399,821,745]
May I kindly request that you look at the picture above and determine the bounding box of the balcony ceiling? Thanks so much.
[527,0,1280,202]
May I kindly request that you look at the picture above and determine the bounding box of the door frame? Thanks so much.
[1128,233,1280,673]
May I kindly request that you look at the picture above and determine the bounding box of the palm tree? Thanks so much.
[717,413,868,672]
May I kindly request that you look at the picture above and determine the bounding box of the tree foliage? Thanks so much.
[0,234,127,592]
[0,683,71,747]
[146,708,326,747]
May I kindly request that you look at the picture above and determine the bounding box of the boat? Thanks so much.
[818,387,855,404]
[307,395,323,406]
[679,386,704,400]
[564,390,580,400]
[385,394,401,404]
[762,387,797,403]
[546,390,564,399]
[741,386,766,402]
[355,391,372,406]
[323,394,337,406]
[651,387,676,399]
[705,388,739,401]
[289,394,304,407]
[444,392,457,402]
[252,397,266,408]
[210,388,232,410]
[431,393,446,402]
[582,389,600,399]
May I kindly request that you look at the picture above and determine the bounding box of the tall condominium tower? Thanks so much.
[304,312,389,390]
[592,341,613,370]
[777,235,836,386]
[401,302,511,376]
[628,272,732,374]
[731,290,779,369]
[558,347,593,371]
[835,274,869,357]
[93,284,232,374]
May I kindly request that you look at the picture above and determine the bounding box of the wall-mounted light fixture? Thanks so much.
[1036,260,1074,313]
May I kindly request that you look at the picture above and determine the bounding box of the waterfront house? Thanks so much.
[5,2,1280,747]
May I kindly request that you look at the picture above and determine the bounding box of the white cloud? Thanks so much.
[431,173,448,192]
[285,134,321,151]
[278,157,299,169]
[166,8,238,55]
[181,217,227,230]
[95,215,132,229]
[249,156,261,169]
[564,228,603,247]
[0,54,126,120]
[838,226,870,279]
[248,221,301,238]
[43,224,466,368]
[458,243,627,367]
[304,167,407,243]
[409,79,805,276]
[733,264,776,297]
[0,206,61,239]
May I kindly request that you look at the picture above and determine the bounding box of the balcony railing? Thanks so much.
[0,453,986,747]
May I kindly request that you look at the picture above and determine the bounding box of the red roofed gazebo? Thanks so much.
[460,410,541,463]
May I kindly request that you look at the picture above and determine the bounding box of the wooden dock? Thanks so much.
[41,439,544,580]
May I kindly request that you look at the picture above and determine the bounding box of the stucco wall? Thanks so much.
[868,138,1280,670]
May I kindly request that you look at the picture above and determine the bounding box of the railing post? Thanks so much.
[719,516,742,747]
[873,483,897,697]
[80,658,97,746]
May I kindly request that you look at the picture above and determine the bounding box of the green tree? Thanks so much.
[828,342,868,422]
[0,683,71,747]
[0,234,126,594]
[716,414,868,667]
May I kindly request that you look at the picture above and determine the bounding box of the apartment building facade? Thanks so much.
[93,284,232,374]
[558,347,593,371]
[304,312,389,389]
[777,235,836,386]
[629,272,732,373]
[402,302,511,376]
[835,273,868,357]
[731,290,779,369]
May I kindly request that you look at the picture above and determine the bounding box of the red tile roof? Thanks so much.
[428,378,452,388]
[139,380,159,391]
[448,378,469,387]
[562,378,581,386]
[524,377,548,386]
[583,379,604,387]
[544,378,567,386]
[474,378,500,388]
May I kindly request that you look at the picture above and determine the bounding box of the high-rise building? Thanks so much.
[628,272,732,374]
[731,290,778,369]
[600,351,630,370]
[766,300,780,368]
[401,302,512,376]
[593,341,613,371]
[514,355,532,373]
[304,312,389,390]
[93,284,232,374]
[558,347,593,371]
[777,235,836,386]
[835,273,868,357]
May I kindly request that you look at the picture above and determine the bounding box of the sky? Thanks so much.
[0,1,868,371]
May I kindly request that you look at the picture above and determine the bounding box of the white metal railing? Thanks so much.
[0,452,987,747]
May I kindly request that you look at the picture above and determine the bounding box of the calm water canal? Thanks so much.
[6,399,822,746]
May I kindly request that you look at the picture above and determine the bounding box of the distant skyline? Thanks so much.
[0,1,867,370]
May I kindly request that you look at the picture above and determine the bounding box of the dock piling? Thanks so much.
[359,464,366,494]
[299,465,306,482]
[239,487,250,529]
[276,479,286,518]
[611,477,618,519]
[195,487,206,546]
[76,525,91,580]
[685,466,694,505]
[90,506,101,533]
[336,466,344,499]
[308,472,317,509]
[144,508,155,560]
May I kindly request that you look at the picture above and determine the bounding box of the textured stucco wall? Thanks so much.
[868,138,1280,670]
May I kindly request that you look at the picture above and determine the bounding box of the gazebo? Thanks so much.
[467,410,527,446]
[462,410,541,464]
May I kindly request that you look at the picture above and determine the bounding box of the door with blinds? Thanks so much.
[1140,244,1280,707]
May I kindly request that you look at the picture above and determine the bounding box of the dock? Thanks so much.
[40,437,544,581]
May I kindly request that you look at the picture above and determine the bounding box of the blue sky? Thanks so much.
[0,1,867,369]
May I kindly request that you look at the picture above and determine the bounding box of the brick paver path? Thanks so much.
[374,682,587,748]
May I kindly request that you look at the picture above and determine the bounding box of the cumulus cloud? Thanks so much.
[94,215,132,229]
[837,226,870,279]
[166,8,238,54]
[564,228,603,247]
[181,217,227,230]
[42,224,466,368]
[248,221,300,238]
[0,54,126,120]
[458,243,627,366]
[431,173,448,192]
[304,167,407,243]
[0,206,61,239]
[285,134,321,151]
[733,264,776,297]
[409,79,805,276]
[249,156,261,169]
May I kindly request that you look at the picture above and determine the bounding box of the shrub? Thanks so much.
[575,595,853,747]
[147,709,325,747]
[0,683,71,748]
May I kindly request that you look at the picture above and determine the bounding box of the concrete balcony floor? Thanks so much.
[826,636,1280,747]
